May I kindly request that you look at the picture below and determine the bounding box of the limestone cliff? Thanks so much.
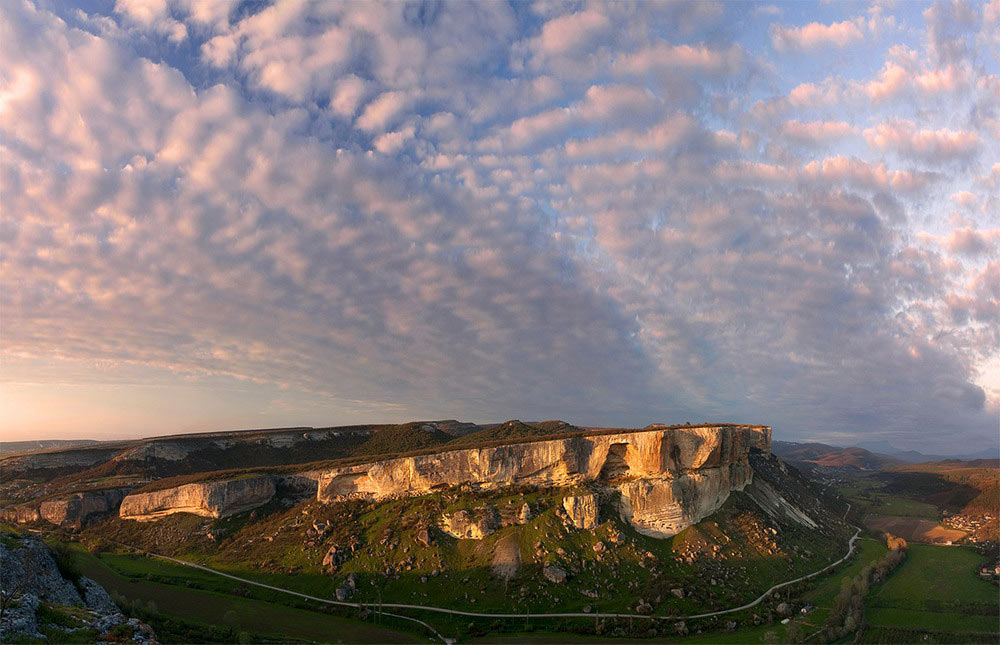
[119,476,275,521]
[1,488,131,528]
[317,424,770,537]
[40,489,131,528]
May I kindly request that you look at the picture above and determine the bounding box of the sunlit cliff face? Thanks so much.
[1,0,998,451]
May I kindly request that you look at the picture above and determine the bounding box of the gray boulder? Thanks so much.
[543,564,568,584]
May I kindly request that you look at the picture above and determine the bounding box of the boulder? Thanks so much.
[562,493,598,530]
[439,506,500,540]
[671,587,685,599]
[776,602,792,617]
[543,564,568,584]
[518,502,533,524]
[415,527,434,548]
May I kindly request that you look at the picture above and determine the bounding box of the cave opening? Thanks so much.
[599,443,631,480]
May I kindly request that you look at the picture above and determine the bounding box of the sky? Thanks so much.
[1,0,998,453]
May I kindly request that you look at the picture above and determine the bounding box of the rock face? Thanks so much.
[317,424,770,537]
[562,494,599,529]
[39,488,131,528]
[617,463,752,537]
[119,476,275,521]
[0,534,157,643]
[439,506,501,539]
[1,488,130,528]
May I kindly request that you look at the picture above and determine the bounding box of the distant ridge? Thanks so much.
[0,439,99,456]
[772,440,904,470]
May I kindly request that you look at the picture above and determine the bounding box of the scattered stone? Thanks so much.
[543,564,568,584]
[415,527,434,548]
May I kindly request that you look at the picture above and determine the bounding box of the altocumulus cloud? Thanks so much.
[1,0,998,451]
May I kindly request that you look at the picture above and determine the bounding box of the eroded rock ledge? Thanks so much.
[119,476,275,521]
[115,424,770,537]
[317,424,770,537]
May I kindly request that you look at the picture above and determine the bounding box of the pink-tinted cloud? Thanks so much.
[771,19,863,51]
[614,41,745,77]
[538,9,610,55]
[781,120,856,143]
[864,119,982,161]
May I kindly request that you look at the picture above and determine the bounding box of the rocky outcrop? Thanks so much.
[0,534,156,643]
[562,494,598,530]
[439,506,501,539]
[119,476,275,521]
[317,424,769,537]
[38,488,131,528]
[1,488,130,528]
[0,505,41,524]
[617,462,752,537]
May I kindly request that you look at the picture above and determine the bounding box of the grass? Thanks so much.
[865,544,998,636]
[676,538,888,644]
[868,496,939,519]
[64,544,422,643]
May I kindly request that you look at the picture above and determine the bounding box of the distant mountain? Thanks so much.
[772,440,904,470]
[857,441,1000,463]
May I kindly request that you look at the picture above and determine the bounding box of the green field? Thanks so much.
[66,546,422,643]
[863,544,998,640]
[867,496,939,519]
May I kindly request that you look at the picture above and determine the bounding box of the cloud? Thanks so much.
[614,42,745,78]
[771,19,863,51]
[2,0,998,452]
[780,120,857,143]
[863,119,982,161]
[537,9,610,55]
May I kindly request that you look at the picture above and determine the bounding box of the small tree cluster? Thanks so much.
[818,541,907,642]
[885,533,907,551]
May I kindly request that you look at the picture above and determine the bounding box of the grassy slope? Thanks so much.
[865,544,998,634]
[74,482,850,642]
[65,545,421,643]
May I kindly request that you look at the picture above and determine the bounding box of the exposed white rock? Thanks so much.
[317,425,769,538]
[562,494,599,530]
[119,476,275,521]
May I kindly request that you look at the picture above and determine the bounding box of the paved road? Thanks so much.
[137,523,860,642]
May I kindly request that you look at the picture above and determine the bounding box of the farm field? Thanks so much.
[865,514,967,544]
[862,543,998,642]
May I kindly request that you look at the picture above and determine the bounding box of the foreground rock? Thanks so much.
[0,533,157,643]
[119,476,275,521]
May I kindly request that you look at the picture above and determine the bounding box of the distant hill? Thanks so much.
[857,440,999,463]
[0,439,99,456]
[447,419,578,446]
[354,422,453,455]
[772,440,904,470]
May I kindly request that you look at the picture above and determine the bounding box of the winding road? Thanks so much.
[133,521,861,643]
